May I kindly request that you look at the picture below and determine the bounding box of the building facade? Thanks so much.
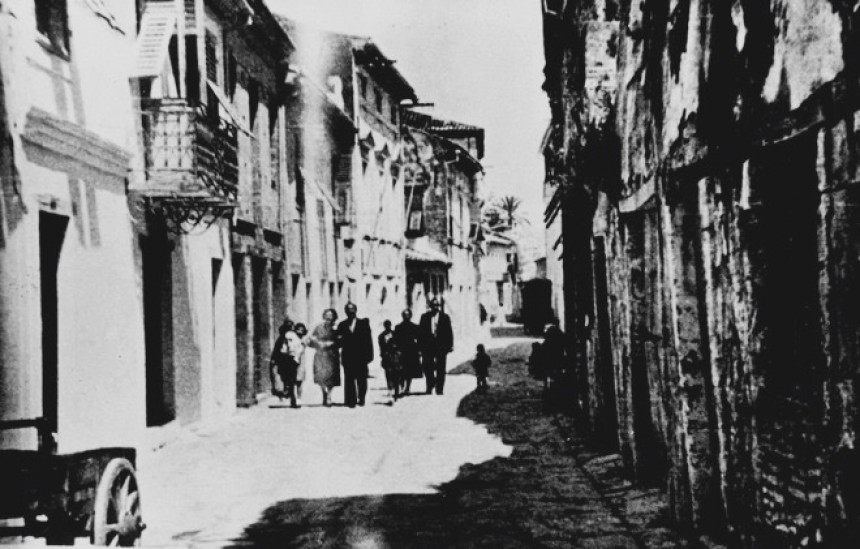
[131,0,293,428]
[542,123,565,332]
[0,0,145,453]
[282,64,355,334]
[402,111,484,345]
[0,1,489,457]
[349,39,416,329]
[277,20,417,335]
[542,1,860,546]
[478,232,518,325]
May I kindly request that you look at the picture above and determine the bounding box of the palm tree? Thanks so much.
[481,205,503,231]
[493,195,530,229]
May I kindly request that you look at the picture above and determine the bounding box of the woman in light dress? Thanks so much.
[308,308,341,406]
[292,323,310,407]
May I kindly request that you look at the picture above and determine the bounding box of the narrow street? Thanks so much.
[138,332,693,548]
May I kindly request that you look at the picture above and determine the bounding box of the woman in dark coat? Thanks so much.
[270,319,301,407]
[393,308,421,395]
[378,320,401,400]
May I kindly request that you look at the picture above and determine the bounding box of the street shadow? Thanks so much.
[228,340,683,548]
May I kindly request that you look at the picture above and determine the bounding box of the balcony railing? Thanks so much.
[138,98,238,204]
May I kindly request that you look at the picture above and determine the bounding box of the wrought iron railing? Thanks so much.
[139,98,238,203]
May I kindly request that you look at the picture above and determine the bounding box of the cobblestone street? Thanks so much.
[138,332,695,548]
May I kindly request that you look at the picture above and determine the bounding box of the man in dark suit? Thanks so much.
[394,308,422,395]
[337,302,374,407]
[419,297,454,395]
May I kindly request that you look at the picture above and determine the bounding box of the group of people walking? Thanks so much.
[270,298,454,408]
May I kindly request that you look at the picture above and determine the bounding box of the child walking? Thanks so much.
[473,344,491,394]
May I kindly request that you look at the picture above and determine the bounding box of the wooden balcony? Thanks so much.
[137,98,238,207]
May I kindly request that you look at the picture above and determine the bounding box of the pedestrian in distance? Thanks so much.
[473,344,491,394]
[419,297,454,395]
[336,302,374,408]
[309,308,341,407]
[292,323,309,407]
[378,320,401,402]
[394,308,422,395]
[270,319,293,402]
[528,341,543,380]
[271,320,303,408]
[541,323,566,410]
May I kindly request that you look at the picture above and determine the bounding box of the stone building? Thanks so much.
[130,0,293,427]
[0,0,144,452]
[277,19,417,334]
[350,38,416,328]
[542,0,860,546]
[402,110,484,345]
[542,123,566,332]
[281,61,355,334]
[225,1,296,407]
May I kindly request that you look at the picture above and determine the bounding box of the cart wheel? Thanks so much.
[92,458,144,546]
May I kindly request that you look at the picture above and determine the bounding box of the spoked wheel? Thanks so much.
[92,458,144,546]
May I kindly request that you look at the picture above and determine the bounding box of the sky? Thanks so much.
[268,0,550,246]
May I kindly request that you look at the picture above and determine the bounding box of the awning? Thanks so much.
[207,80,252,136]
[130,2,176,79]
[405,248,451,265]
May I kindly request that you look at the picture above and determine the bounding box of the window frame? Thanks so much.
[374,86,383,113]
[35,0,71,58]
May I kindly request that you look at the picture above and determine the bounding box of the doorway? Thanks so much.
[592,236,619,450]
[140,227,175,427]
[39,212,68,434]
[251,257,270,395]
[626,210,669,483]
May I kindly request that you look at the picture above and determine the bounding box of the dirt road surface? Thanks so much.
[137,332,693,548]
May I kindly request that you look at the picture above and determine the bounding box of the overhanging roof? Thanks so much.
[351,38,417,102]
[403,110,484,158]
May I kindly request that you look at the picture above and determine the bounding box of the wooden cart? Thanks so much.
[0,418,144,546]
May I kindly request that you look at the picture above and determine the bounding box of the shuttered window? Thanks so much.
[293,134,305,211]
[205,31,218,83]
[270,108,280,190]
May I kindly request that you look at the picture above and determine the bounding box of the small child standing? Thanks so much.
[473,344,491,394]
[528,341,543,380]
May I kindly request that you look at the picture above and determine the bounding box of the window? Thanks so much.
[469,222,481,240]
[293,134,305,212]
[460,198,466,241]
[408,210,423,232]
[226,51,237,97]
[375,87,383,113]
[448,188,454,236]
[359,74,368,99]
[269,107,280,190]
[205,31,219,83]
[390,102,398,125]
[336,187,352,225]
[35,0,69,55]
[248,78,260,129]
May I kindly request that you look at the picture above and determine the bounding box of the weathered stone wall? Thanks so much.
[542,1,860,545]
